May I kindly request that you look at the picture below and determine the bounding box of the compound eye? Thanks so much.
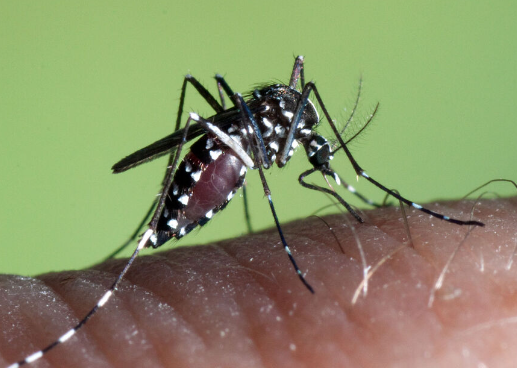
[305,135,332,167]
[311,144,331,166]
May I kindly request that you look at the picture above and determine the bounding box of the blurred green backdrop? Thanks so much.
[1,1,516,276]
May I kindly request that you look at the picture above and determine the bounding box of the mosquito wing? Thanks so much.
[112,123,206,173]
[112,107,250,173]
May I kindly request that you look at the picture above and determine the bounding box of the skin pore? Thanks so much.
[1,197,516,368]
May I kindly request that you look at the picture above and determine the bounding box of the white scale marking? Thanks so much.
[190,112,200,120]
[413,204,423,209]
[262,117,273,137]
[228,125,237,133]
[301,129,311,135]
[274,125,286,137]
[25,351,43,364]
[210,149,223,160]
[269,141,279,152]
[172,183,179,195]
[205,138,214,149]
[282,111,294,121]
[227,191,235,201]
[204,121,254,168]
[167,219,179,229]
[97,290,113,307]
[178,194,189,205]
[239,166,247,176]
[191,170,202,182]
[307,99,320,121]
[185,161,192,172]
[179,227,186,236]
[333,173,341,186]
[230,134,241,143]
[205,210,213,219]
[279,100,286,109]
[150,233,158,245]
[59,328,76,343]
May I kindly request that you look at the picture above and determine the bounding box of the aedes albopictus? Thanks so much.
[8,56,484,367]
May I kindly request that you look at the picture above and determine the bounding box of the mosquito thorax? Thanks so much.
[250,84,320,168]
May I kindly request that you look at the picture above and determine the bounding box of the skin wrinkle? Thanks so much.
[273,215,419,365]
[0,277,57,368]
[147,247,262,366]
[326,214,466,366]
[36,270,117,367]
[125,253,209,357]
[3,198,517,367]
[104,279,168,368]
[205,245,267,368]
[215,240,304,368]
[122,256,209,366]
[256,224,369,367]
[201,243,267,365]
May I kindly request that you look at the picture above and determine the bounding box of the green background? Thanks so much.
[1,1,516,276]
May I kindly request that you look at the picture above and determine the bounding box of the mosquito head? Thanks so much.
[303,134,333,169]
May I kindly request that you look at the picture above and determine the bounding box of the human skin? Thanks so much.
[1,198,517,368]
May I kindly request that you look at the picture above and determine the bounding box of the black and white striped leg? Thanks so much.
[299,167,364,223]
[332,172,384,208]
[187,112,255,168]
[149,116,196,230]
[258,167,314,293]
[231,90,314,292]
[10,113,200,367]
[213,74,255,233]
[232,93,271,168]
[304,82,484,227]
[7,229,154,368]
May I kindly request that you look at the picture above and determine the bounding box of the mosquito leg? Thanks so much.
[149,116,195,231]
[188,112,255,168]
[258,167,314,293]
[8,228,154,368]
[299,168,364,223]
[217,80,227,110]
[242,184,253,233]
[231,91,313,292]
[328,170,384,208]
[289,55,305,90]
[233,93,270,167]
[303,82,484,227]
[213,75,256,233]
[215,74,235,98]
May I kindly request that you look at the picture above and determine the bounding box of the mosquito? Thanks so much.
[8,56,484,368]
